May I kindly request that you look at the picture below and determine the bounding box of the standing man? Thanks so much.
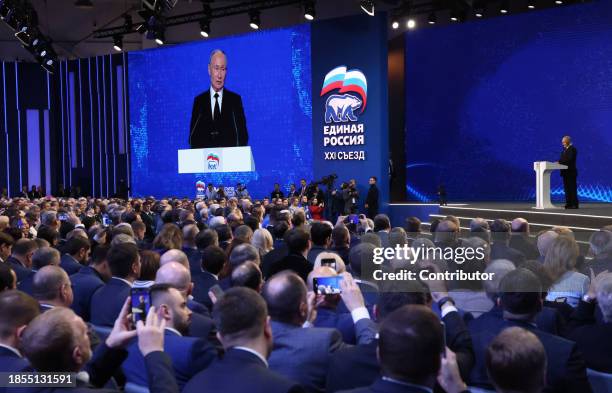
[189,49,249,148]
[558,136,578,209]
[364,176,379,219]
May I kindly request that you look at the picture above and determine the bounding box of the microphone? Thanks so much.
[189,113,202,147]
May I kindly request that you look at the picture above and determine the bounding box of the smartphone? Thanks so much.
[102,215,111,227]
[348,214,360,225]
[131,287,152,324]
[58,212,69,221]
[313,276,343,295]
[440,321,447,357]
[320,258,337,271]
[209,284,224,302]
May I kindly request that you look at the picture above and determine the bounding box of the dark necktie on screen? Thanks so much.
[213,92,221,121]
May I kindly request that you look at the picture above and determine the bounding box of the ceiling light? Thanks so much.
[249,10,260,30]
[199,18,210,37]
[154,29,165,45]
[391,20,399,29]
[427,12,437,25]
[407,19,416,29]
[360,0,375,16]
[500,2,509,14]
[113,35,123,52]
[304,1,315,21]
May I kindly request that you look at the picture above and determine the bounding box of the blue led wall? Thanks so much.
[128,25,312,198]
[405,2,612,202]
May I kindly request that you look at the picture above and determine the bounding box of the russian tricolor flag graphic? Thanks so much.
[320,66,368,112]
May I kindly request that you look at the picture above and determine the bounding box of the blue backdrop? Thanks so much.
[405,1,612,202]
[128,25,312,198]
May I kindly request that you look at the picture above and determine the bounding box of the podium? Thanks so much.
[178,146,255,174]
[533,161,567,209]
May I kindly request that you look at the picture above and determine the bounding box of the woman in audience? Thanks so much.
[544,235,590,307]
[252,228,274,258]
[152,223,183,254]
[135,250,160,287]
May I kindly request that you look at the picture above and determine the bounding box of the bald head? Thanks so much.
[32,265,72,307]
[231,261,263,292]
[160,249,189,268]
[511,218,529,233]
[537,230,559,258]
[183,224,199,247]
[155,262,192,293]
[262,271,307,326]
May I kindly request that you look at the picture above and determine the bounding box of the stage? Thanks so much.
[388,202,612,251]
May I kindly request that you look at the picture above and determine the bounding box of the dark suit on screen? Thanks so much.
[183,348,305,393]
[559,144,578,208]
[70,266,105,322]
[189,88,248,149]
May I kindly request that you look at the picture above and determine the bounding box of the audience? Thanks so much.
[183,287,305,393]
[1,188,608,393]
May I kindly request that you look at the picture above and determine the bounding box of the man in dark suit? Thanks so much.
[18,247,61,295]
[31,265,73,312]
[509,218,539,260]
[334,304,470,393]
[263,271,376,392]
[566,273,612,373]
[0,290,40,372]
[183,287,305,393]
[191,245,224,309]
[0,232,14,264]
[60,236,91,276]
[182,224,202,275]
[489,219,525,266]
[364,177,379,219]
[307,222,332,265]
[70,246,110,321]
[468,268,592,393]
[15,299,181,393]
[326,281,474,392]
[268,229,313,283]
[90,244,140,327]
[558,135,579,209]
[189,49,248,149]
[6,239,36,284]
[122,284,216,389]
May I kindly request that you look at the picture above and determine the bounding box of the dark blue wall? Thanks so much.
[405,1,612,202]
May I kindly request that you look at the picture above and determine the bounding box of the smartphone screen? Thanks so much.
[313,276,343,295]
[131,287,151,324]
[348,214,360,225]
[320,258,337,271]
[209,284,224,302]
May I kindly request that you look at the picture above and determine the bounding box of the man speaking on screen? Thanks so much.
[189,49,249,148]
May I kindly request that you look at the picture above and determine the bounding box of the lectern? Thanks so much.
[533,161,567,209]
[178,146,255,174]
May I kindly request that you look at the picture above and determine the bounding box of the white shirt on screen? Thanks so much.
[210,86,224,118]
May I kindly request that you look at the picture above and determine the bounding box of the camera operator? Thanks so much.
[342,179,359,214]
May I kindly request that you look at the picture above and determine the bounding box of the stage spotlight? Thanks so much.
[391,20,399,29]
[500,1,509,14]
[303,1,315,20]
[450,9,461,22]
[249,10,260,30]
[113,35,123,51]
[427,12,437,25]
[199,18,210,37]
[360,0,375,16]
[406,19,416,29]
[154,29,165,45]
[527,0,536,9]
[74,0,93,9]
[555,0,563,4]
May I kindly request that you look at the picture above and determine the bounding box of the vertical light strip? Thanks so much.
[103,56,109,197]
[44,110,51,195]
[79,60,84,165]
[97,57,102,196]
[89,58,95,197]
[46,69,50,109]
[26,110,41,187]
[69,72,77,169]
[60,61,66,186]
[2,62,10,196]
[66,62,72,186]
[15,63,22,188]
[122,52,130,193]
[110,55,116,194]
[116,65,125,154]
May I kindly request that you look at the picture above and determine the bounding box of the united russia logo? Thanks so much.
[320,66,368,124]
[207,153,220,170]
